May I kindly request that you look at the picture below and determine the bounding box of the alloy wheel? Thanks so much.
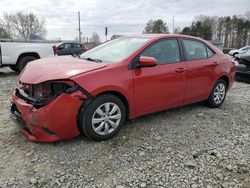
[91,102,122,136]
[213,83,226,105]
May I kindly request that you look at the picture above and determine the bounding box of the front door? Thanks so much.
[132,38,187,116]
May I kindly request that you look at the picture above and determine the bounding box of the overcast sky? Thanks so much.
[0,0,249,41]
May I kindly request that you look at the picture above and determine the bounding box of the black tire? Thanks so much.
[78,94,126,141]
[18,56,37,71]
[9,65,20,72]
[206,79,227,108]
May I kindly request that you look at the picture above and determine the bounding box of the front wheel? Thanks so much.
[206,79,227,108]
[78,94,126,141]
[233,52,239,57]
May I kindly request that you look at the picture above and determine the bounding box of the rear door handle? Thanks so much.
[175,67,187,73]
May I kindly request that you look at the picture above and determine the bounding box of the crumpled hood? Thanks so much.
[19,56,107,84]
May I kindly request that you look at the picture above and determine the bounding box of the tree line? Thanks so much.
[181,11,250,48]
[144,11,250,49]
[1,11,250,49]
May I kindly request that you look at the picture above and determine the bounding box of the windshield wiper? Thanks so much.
[84,57,102,63]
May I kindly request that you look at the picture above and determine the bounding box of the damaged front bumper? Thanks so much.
[10,88,88,142]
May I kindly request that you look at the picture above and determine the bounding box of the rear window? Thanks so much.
[206,46,215,58]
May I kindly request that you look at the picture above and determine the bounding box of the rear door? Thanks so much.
[57,43,72,56]
[72,43,84,55]
[181,38,218,104]
[132,38,187,116]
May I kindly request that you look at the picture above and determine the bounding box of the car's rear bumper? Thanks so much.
[10,89,85,142]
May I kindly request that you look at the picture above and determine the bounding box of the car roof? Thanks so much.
[121,34,212,47]
[56,42,82,45]
[122,34,201,40]
[121,34,223,54]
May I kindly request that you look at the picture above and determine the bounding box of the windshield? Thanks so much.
[244,49,250,55]
[240,46,249,51]
[81,37,149,63]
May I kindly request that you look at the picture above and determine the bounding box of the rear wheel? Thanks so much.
[79,94,126,141]
[18,56,37,71]
[206,79,227,108]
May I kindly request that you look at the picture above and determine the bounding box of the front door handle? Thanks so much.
[212,62,219,65]
[175,67,187,73]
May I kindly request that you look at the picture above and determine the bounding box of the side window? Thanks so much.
[58,44,64,50]
[64,43,72,49]
[183,39,207,60]
[206,47,215,58]
[72,43,81,48]
[141,39,180,64]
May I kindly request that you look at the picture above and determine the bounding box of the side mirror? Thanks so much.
[138,56,157,68]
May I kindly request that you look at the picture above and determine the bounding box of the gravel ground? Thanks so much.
[0,67,250,188]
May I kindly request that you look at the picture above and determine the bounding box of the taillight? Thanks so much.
[52,45,57,55]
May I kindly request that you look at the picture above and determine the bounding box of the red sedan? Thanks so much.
[11,34,236,142]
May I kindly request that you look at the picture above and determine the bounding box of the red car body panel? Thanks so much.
[132,61,187,116]
[10,34,236,142]
[19,56,107,84]
[72,63,136,119]
[12,91,84,142]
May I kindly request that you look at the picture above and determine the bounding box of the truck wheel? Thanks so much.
[18,56,37,71]
[9,65,20,72]
[233,52,239,57]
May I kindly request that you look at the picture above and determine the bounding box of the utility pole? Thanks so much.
[78,11,81,43]
[173,16,175,34]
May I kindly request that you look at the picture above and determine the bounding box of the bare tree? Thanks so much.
[0,27,10,38]
[182,11,250,48]
[90,32,101,43]
[173,27,181,34]
[245,10,250,20]
[1,11,46,40]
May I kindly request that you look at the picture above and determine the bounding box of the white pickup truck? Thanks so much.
[0,39,55,72]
